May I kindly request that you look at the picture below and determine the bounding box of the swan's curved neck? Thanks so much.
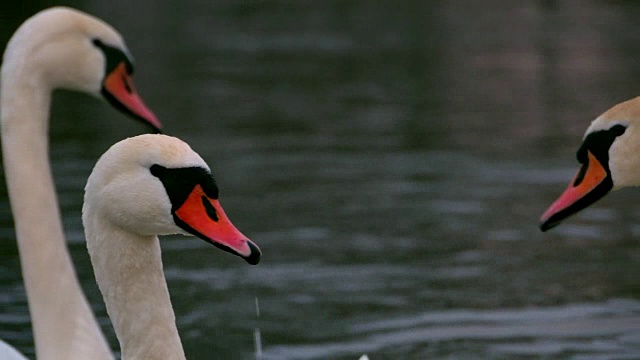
[1,62,51,136]
[1,60,113,358]
[84,218,186,360]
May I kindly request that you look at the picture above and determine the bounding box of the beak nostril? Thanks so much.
[573,161,589,187]
[121,73,132,94]
[201,196,219,222]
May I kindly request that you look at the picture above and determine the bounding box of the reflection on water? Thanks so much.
[268,300,640,359]
[1,1,639,359]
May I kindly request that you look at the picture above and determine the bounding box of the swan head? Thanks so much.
[540,96,640,231]
[1,7,161,130]
[83,134,260,265]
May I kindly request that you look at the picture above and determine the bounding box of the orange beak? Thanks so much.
[540,150,612,231]
[102,62,162,131]
[173,184,261,264]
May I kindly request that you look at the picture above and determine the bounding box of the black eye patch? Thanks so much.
[573,124,626,187]
[575,124,627,168]
[92,38,134,74]
[150,165,219,211]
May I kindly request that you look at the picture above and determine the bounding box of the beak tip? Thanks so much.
[539,221,551,232]
[243,240,261,265]
[149,122,163,134]
[148,114,163,133]
[141,112,162,133]
[539,213,561,232]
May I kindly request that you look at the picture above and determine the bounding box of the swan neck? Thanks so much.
[1,63,113,358]
[1,53,52,133]
[85,221,185,360]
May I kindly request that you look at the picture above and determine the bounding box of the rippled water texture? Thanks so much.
[1,1,638,359]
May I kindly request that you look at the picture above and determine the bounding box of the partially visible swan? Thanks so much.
[1,7,161,359]
[82,134,260,359]
[540,96,640,230]
[0,340,27,360]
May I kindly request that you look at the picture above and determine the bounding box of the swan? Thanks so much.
[540,96,640,231]
[0,340,27,360]
[1,7,161,359]
[82,134,260,359]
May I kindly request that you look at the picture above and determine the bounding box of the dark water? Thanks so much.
[1,1,639,359]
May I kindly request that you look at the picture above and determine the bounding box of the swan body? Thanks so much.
[540,96,640,230]
[1,7,160,359]
[0,339,28,360]
[83,134,260,359]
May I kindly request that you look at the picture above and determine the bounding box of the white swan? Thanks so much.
[1,7,161,359]
[540,96,640,230]
[0,339,27,360]
[82,134,260,359]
